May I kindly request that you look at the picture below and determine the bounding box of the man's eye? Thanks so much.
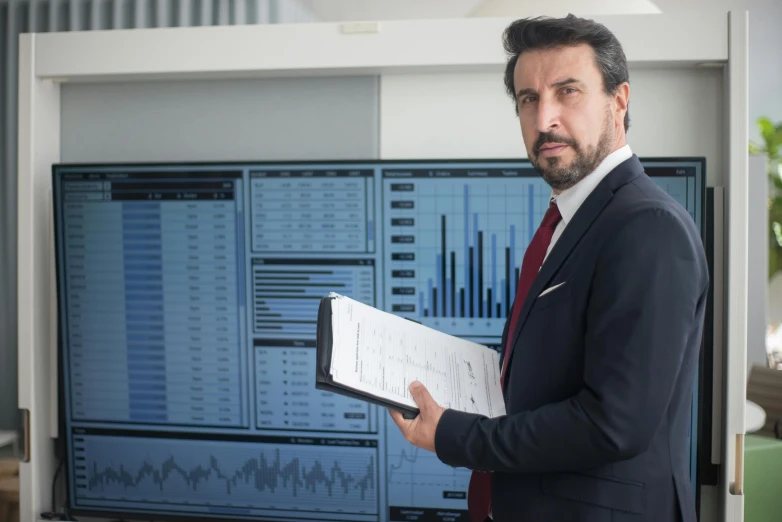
[562,87,576,95]
[521,96,537,104]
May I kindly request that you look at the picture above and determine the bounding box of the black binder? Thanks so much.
[315,295,419,419]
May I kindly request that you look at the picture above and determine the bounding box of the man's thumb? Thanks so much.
[409,381,431,408]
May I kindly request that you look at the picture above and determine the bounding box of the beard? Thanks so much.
[530,110,615,191]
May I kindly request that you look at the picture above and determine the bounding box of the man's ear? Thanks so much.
[614,82,630,126]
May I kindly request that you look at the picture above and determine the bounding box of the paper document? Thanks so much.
[325,293,506,418]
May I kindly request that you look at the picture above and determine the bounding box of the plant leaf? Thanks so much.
[758,116,776,138]
[758,117,778,155]
[759,117,775,139]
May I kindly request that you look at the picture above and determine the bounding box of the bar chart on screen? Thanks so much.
[382,167,552,338]
[251,258,375,337]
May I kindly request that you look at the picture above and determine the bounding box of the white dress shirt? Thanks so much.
[545,144,633,261]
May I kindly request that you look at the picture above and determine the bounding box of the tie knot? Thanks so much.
[541,201,562,229]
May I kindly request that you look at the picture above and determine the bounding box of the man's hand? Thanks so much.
[388,381,445,453]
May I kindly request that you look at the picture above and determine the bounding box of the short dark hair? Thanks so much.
[502,14,630,132]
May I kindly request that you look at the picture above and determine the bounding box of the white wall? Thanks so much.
[60,76,380,162]
[381,67,725,185]
[746,1,782,144]
[656,0,782,144]
[380,72,522,160]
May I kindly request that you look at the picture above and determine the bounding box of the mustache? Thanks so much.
[534,132,577,154]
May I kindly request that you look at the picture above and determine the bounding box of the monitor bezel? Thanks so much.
[51,155,708,522]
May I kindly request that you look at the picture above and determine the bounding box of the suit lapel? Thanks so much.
[503,156,645,383]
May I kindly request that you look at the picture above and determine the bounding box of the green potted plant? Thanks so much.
[749,117,782,279]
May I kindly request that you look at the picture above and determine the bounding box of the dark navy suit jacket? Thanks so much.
[434,155,709,522]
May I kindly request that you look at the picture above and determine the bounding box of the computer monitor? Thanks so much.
[52,156,705,522]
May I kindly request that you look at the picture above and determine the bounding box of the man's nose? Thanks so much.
[536,98,561,133]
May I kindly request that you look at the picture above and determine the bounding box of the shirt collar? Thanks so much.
[553,144,633,225]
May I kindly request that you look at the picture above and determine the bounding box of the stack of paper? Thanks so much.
[315,292,506,419]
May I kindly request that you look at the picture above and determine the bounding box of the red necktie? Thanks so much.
[467,200,562,522]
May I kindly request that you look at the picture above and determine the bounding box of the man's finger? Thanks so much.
[388,408,411,433]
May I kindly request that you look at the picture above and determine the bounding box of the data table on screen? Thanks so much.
[255,339,375,433]
[61,177,248,428]
[250,169,375,253]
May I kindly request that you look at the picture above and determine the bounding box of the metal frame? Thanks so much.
[16,12,748,521]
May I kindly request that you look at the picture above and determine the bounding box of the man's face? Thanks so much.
[514,44,627,191]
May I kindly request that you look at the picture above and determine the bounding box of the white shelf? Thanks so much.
[33,12,727,81]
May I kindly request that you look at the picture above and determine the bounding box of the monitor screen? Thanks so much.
[53,157,705,522]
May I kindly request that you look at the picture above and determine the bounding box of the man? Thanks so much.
[389,14,709,522]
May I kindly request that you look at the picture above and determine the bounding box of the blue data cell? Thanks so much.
[123,263,163,272]
[129,382,166,392]
[125,314,164,322]
[123,223,162,232]
[123,273,163,282]
[125,303,163,312]
[128,393,167,401]
[126,354,165,362]
[122,233,163,241]
[122,242,162,251]
[121,213,161,221]
[122,254,162,262]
